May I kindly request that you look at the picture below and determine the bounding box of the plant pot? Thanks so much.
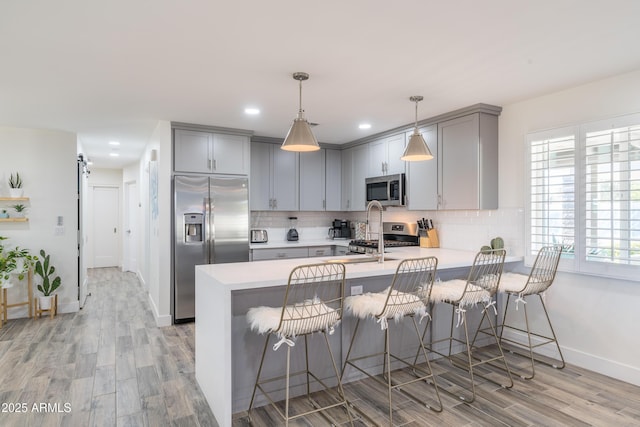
[39,295,54,310]
[0,212,9,219]
[13,211,25,218]
[9,188,23,198]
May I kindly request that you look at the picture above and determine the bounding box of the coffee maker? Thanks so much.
[329,219,351,239]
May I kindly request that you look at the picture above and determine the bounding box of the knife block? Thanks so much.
[420,229,440,248]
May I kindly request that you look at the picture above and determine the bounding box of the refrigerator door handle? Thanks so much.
[204,196,212,264]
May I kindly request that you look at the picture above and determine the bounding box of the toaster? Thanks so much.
[250,229,268,243]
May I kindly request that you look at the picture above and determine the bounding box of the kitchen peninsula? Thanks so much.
[195,247,522,426]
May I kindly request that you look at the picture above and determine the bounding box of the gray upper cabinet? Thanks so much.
[299,149,326,211]
[325,149,342,211]
[297,148,343,211]
[341,147,353,210]
[368,133,406,176]
[174,129,249,174]
[250,142,299,211]
[438,112,498,209]
[406,125,438,210]
[350,144,369,211]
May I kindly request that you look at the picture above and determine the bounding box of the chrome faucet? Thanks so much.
[366,200,384,263]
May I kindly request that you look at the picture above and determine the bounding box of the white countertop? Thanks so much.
[197,247,522,292]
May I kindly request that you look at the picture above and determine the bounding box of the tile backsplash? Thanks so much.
[251,208,525,256]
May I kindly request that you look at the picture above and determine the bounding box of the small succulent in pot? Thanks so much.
[0,209,8,219]
[12,204,26,217]
[9,172,22,189]
[8,172,24,197]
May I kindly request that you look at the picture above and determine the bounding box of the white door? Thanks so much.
[124,182,138,273]
[93,186,120,267]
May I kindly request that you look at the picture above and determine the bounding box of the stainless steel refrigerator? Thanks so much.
[173,175,249,323]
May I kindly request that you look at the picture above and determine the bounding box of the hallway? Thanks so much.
[0,268,217,427]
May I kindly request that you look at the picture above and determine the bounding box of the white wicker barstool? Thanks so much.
[246,262,353,426]
[341,257,442,426]
[473,244,564,380]
[426,248,513,403]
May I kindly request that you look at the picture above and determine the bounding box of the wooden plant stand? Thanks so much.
[34,294,58,319]
[1,269,34,327]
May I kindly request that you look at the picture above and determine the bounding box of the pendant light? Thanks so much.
[281,72,320,152]
[401,96,433,161]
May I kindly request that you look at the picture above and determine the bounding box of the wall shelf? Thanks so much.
[0,218,28,222]
[0,197,30,202]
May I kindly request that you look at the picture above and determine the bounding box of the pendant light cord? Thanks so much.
[299,78,303,113]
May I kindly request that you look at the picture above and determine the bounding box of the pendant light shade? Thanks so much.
[401,96,433,161]
[281,72,320,152]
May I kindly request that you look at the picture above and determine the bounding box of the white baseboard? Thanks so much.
[147,292,172,327]
[137,271,147,290]
[502,329,640,387]
[59,301,80,314]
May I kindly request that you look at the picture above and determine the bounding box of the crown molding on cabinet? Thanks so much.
[341,103,502,149]
[171,121,254,137]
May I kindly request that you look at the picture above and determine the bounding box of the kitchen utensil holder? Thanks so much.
[420,229,439,248]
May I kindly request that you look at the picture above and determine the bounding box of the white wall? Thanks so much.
[0,127,79,315]
[140,120,172,327]
[499,69,640,385]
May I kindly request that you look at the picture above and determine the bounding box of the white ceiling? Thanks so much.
[2,1,640,168]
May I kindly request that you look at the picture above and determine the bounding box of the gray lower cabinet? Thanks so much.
[438,112,498,210]
[251,245,336,261]
[250,142,299,210]
[174,129,249,174]
[251,247,309,261]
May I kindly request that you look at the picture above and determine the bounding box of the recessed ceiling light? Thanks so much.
[109,152,120,157]
[244,108,260,115]
[109,141,120,146]
[359,123,372,129]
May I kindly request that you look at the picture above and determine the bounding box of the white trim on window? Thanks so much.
[526,113,640,282]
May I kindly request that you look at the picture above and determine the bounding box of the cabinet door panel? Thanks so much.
[439,114,479,209]
[213,134,249,174]
[272,148,299,210]
[250,143,271,210]
[350,144,369,211]
[341,148,353,210]
[325,149,342,211]
[369,139,386,176]
[385,133,406,175]
[299,149,325,211]
[407,125,438,210]
[174,129,212,173]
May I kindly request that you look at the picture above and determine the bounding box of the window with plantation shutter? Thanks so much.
[529,133,576,257]
[583,122,640,268]
[526,113,640,281]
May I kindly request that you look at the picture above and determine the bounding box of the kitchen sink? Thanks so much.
[325,256,398,264]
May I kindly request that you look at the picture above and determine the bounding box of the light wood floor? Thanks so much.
[0,267,218,427]
[3,268,639,427]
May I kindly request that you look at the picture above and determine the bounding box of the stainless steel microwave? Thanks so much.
[365,173,406,207]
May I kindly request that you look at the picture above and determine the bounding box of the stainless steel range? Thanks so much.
[348,222,419,254]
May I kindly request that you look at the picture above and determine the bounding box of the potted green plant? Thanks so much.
[11,204,26,218]
[0,236,33,288]
[9,172,23,198]
[34,249,61,311]
[0,209,9,219]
